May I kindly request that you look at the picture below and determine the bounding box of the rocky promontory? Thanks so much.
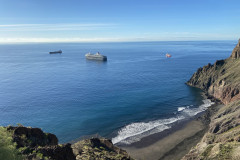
[183,40,240,159]
[0,125,133,160]
[187,39,240,105]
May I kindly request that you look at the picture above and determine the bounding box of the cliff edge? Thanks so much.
[0,125,133,160]
[187,39,240,104]
[183,40,240,160]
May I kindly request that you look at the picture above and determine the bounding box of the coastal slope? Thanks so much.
[187,39,240,104]
[183,40,240,159]
[0,125,133,160]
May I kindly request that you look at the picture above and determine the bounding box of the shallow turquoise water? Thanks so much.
[0,41,235,143]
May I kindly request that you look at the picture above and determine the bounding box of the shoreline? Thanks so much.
[118,103,223,160]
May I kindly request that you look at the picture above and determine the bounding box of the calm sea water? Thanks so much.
[0,41,235,144]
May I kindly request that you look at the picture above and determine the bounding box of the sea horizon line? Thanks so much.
[0,39,236,44]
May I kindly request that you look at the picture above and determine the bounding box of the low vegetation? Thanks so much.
[0,125,133,160]
[0,126,23,160]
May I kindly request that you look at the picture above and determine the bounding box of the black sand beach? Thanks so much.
[120,104,223,160]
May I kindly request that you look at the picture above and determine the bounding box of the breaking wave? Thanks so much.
[181,99,214,117]
[112,116,184,144]
[178,107,186,112]
[112,99,214,145]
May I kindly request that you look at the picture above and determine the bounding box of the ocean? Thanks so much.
[0,41,235,144]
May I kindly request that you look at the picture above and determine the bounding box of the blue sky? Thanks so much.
[0,0,239,43]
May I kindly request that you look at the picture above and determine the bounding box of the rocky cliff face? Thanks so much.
[187,39,240,104]
[183,39,240,159]
[182,100,240,160]
[6,126,76,160]
[72,138,132,160]
[3,126,133,160]
[231,39,240,59]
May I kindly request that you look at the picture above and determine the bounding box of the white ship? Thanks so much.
[85,52,107,61]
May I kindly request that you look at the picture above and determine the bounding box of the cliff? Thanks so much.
[187,39,240,104]
[0,125,133,160]
[183,40,240,159]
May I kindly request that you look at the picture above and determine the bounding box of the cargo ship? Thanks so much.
[49,50,62,54]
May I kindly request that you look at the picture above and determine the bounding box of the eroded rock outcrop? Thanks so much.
[231,39,240,59]
[7,126,58,148]
[72,138,133,160]
[4,126,133,160]
[7,126,75,160]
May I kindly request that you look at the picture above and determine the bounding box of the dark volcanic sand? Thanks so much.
[120,104,223,160]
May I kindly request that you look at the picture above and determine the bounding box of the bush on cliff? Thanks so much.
[0,126,23,160]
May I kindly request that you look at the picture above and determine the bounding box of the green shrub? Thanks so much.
[201,145,213,158]
[16,123,23,127]
[0,127,23,160]
[218,144,232,159]
[36,152,43,159]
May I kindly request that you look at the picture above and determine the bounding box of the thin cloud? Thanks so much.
[0,37,162,43]
[0,23,116,31]
[0,37,128,43]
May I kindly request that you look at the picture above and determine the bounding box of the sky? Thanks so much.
[0,0,240,43]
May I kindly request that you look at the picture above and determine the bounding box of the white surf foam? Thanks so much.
[112,116,185,144]
[112,99,214,145]
[182,99,214,117]
[178,107,186,112]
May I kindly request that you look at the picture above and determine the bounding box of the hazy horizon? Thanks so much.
[0,39,236,45]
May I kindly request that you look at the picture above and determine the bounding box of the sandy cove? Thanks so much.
[120,104,223,160]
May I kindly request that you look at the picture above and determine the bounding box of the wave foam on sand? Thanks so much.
[112,99,214,145]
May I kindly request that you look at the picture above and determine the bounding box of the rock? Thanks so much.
[183,39,240,160]
[36,143,75,160]
[7,126,58,148]
[231,39,240,59]
[182,101,240,160]
[5,126,133,160]
[187,39,240,104]
[72,138,133,160]
[215,59,225,66]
